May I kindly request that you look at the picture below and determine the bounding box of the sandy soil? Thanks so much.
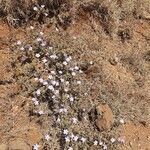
[0,4,150,149]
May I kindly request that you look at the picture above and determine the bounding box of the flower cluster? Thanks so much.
[15,29,124,150]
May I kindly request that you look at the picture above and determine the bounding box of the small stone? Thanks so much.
[96,104,114,131]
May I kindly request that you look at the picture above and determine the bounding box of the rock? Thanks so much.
[9,139,30,150]
[96,104,114,131]
[0,144,8,150]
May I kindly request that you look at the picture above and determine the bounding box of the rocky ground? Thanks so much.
[0,0,150,150]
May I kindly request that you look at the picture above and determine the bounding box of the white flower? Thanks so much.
[118,137,125,143]
[50,54,57,59]
[20,47,24,50]
[71,72,76,76]
[42,58,47,63]
[60,78,65,82]
[94,140,98,145]
[44,13,48,16]
[73,135,78,142]
[38,110,44,115]
[17,40,22,45]
[58,70,63,74]
[119,118,125,124]
[29,46,33,51]
[103,144,107,150]
[66,57,71,62]
[59,108,64,113]
[43,81,48,86]
[84,93,88,96]
[68,147,73,150]
[64,88,69,92]
[69,96,74,102]
[30,26,34,30]
[70,133,75,139]
[73,35,77,39]
[48,75,53,79]
[79,70,83,73]
[66,94,70,98]
[110,138,116,143]
[40,32,44,35]
[49,46,53,50]
[39,78,44,83]
[77,81,81,85]
[72,117,78,124]
[66,56,72,62]
[45,134,50,141]
[35,53,40,58]
[33,6,38,11]
[55,82,59,86]
[65,81,69,85]
[69,67,74,71]
[90,61,93,65]
[32,98,39,106]
[63,61,68,66]
[41,42,46,47]
[48,85,54,91]
[65,136,70,142]
[41,5,45,8]
[54,90,59,95]
[81,137,86,143]
[99,141,103,145]
[51,71,56,75]
[34,78,38,81]
[33,144,39,150]
[74,66,79,70]
[36,89,41,95]
[56,27,59,32]
[63,108,68,113]
[63,129,69,135]
[56,117,61,122]
[36,38,42,42]
[52,95,56,99]
[51,80,56,85]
